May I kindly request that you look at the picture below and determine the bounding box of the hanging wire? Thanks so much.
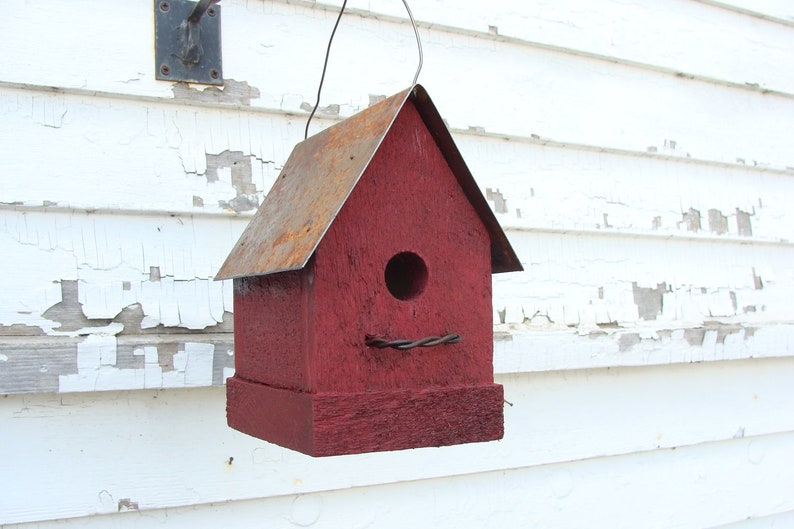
[304,0,348,140]
[304,0,424,139]
[400,0,423,85]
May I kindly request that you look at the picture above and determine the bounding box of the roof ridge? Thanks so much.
[215,85,521,280]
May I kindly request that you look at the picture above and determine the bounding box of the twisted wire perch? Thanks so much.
[365,333,461,350]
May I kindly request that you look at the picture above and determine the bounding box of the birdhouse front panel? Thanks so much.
[310,99,495,394]
[219,85,522,457]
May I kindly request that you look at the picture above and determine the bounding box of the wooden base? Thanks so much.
[226,375,504,457]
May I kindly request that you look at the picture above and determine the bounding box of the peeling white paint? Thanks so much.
[2,0,794,527]
[182,342,215,387]
[493,324,794,374]
[0,210,237,333]
[493,230,794,330]
[59,335,123,392]
[458,136,794,242]
[57,338,217,393]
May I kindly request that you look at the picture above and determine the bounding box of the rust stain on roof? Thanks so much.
[215,85,522,280]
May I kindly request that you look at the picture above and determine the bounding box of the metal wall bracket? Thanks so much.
[155,0,223,86]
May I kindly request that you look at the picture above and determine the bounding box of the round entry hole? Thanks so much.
[385,252,427,301]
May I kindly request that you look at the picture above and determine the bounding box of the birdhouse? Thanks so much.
[215,85,522,457]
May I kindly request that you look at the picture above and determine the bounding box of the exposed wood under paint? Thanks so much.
[2,201,792,394]
[0,333,234,394]
[3,78,794,176]
[3,87,793,235]
[3,323,794,394]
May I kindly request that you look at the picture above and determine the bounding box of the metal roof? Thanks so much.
[215,84,522,280]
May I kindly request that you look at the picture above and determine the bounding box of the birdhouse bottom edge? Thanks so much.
[226,375,504,457]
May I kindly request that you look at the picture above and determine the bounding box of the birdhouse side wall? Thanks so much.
[231,271,312,390]
[310,100,495,393]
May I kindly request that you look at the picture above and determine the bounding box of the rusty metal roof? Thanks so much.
[215,84,522,280]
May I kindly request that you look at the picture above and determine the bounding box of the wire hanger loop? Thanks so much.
[304,0,423,139]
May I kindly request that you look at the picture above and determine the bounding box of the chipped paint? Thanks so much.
[494,324,794,374]
[0,209,239,338]
[680,208,701,232]
[753,268,764,290]
[632,282,667,321]
[736,208,753,236]
[300,102,340,116]
[708,209,728,235]
[117,498,139,512]
[0,0,791,403]
[56,336,223,393]
[171,80,261,106]
[2,1,794,527]
[206,150,260,213]
[486,188,508,214]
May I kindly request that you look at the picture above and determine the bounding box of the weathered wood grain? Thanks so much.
[3,323,794,395]
[0,334,234,394]
[3,203,793,394]
[227,377,504,456]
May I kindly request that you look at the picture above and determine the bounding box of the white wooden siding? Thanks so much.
[3,359,794,527]
[1,0,793,526]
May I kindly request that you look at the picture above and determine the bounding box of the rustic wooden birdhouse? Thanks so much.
[215,85,522,457]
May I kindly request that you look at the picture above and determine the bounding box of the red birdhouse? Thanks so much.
[215,85,522,457]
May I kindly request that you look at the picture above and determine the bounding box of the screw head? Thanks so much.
[160,64,171,76]
[209,69,220,80]
[159,1,170,11]
[207,7,217,16]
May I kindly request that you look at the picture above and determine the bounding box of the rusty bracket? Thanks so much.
[154,0,223,86]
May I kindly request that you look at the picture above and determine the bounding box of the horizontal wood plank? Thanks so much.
[326,0,794,93]
[2,204,793,394]
[4,435,794,529]
[495,230,794,327]
[4,0,793,99]
[3,322,794,394]
[2,358,793,525]
[2,86,793,236]
[3,0,794,167]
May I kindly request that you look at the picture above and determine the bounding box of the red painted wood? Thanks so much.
[232,270,311,390]
[311,100,494,393]
[227,375,504,457]
[228,99,503,456]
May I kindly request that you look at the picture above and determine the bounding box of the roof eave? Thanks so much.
[410,86,523,274]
